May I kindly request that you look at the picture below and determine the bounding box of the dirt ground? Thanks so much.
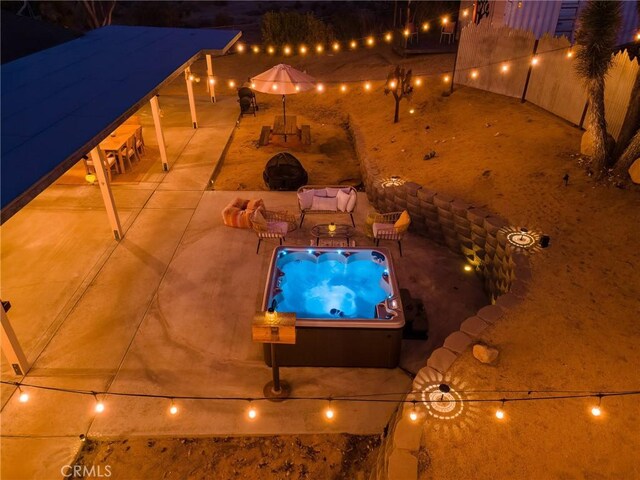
[72,435,379,480]
[75,45,639,478]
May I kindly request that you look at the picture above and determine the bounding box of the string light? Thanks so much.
[251,82,256,88]
[18,386,29,403]
[247,401,258,420]
[403,28,410,38]
[316,83,325,92]
[340,84,348,92]
[267,46,275,55]
[332,42,340,51]
[209,78,215,85]
[442,16,449,25]
[366,36,375,46]
[443,75,450,83]
[464,264,473,272]
[295,85,300,92]
[409,400,419,421]
[169,399,178,415]
[236,43,245,53]
[252,45,260,54]
[324,400,335,420]
[389,80,397,89]
[299,45,307,55]
[591,394,603,417]
[364,82,372,91]
[495,400,506,420]
[188,74,195,81]
[501,63,509,73]
[350,40,357,49]
[284,45,292,55]
[462,8,469,18]
[566,49,574,58]
[415,78,422,86]
[422,22,430,32]
[636,32,640,42]
[531,56,539,66]
[409,108,415,114]
[316,44,324,53]
[470,70,479,79]
[228,80,236,88]
[385,32,393,42]
[94,394,105,413]
[271,84,278,91]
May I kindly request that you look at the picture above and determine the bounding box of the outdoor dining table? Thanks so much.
[272,115,299,137]
[99,124,139,173]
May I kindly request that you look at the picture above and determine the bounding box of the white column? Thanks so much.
[184,68,198,128]
[1,302,29,377]
[150,95,169,171]
[90,147,123,240]
[206,54,216,103]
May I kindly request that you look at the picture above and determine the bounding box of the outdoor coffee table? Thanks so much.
[310,223,355,247]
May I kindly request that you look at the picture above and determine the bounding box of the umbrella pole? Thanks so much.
[282,94,287,142]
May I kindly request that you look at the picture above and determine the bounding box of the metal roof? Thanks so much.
[1,25,241,222]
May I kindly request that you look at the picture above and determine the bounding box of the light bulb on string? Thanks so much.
[93,394,105,414]
[169,399,178,416]
[470,70,478,79]
[252,45,260,54]
[422,22,430,32]
[340,84,347,93]
[247,401,258,420]
[442,16,449,25]
[251,82,256,88]
[283,45,292,56]
[415,78,422,86]
[366,36,375,47]
[389,80,397,89]
[443,75,450,83]
[591,394,603,417]
[495,399,506,420]
[403,28,410,38]
[272,84,278,91]
[209,78,215,85]
[18,386,29,403]
[409,400,418,421]
[332,42,340,51]
[324,400,335,420]
[385,32,392,42]
[316,44,324,53]
[299,45,307,55]
[228,80,236,88]
[188,74,195,82]
[316,83,325,93]
[350,40,357,49]
[409,108,415,114]
[531,56,539,66]
[566,49,574,58]
[267,46,275,55]
[501,64,509,73]
[464,264,473,272]
[236,43,245,53]
[463,9,469,18]
[364,82,372,91]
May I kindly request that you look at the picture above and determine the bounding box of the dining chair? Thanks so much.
[371,210,411,257]
[85,152,119,181]
[134,126,145,156]
[440,22,456,44]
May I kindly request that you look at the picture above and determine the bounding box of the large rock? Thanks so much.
[473,343,499,364]
[580,129,615,157]
[629,158,640,184]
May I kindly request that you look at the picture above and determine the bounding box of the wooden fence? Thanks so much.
[455,23,639,140]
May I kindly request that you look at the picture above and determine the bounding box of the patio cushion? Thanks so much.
[252,209,268,228]
[297,189,315,210]
[336,190,350,212]
[373,223,395,236]
[394,210,411,231]
[325,187,341,197]
[346,191,357,212]
[311,195,338,211]
[246,199,265,214]
[268,221,289,236]
[222,197,254,228]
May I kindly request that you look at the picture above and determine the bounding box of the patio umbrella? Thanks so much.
[251,64,316,141]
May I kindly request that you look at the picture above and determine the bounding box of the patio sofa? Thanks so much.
[297,185,357,227]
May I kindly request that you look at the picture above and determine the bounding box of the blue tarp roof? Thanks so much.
[1,25,240,222]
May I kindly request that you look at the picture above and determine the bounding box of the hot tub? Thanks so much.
[262,246,404,368]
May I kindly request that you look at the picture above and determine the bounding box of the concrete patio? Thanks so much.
[1,76,486,479]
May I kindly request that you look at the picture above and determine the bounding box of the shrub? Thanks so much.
[261,11,333,46]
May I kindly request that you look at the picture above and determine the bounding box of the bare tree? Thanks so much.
[574,1,621,178]
[384,65,413,123]
[81,0,116,29]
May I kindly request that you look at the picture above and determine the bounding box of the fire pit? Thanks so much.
[263,152,308,191]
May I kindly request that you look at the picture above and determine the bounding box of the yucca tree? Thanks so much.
[574,1,621,178]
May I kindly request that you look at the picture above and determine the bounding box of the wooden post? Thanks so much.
[1,301,29,377]
[90,147,123,240]
[521,39,539,103]
[206,54,216,103]
[184,68,198,128]
[150,95,169,171]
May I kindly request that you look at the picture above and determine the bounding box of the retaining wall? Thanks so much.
[349,119,532,480]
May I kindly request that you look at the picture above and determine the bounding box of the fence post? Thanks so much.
[450,21,461,95]
[521,39,539,103]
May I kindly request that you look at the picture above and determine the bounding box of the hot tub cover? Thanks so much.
[263,152,308,191]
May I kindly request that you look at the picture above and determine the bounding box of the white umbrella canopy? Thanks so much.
[251,63,316,94]
[250,64,316,141]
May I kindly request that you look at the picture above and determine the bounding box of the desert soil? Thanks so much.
[76,45,639,479]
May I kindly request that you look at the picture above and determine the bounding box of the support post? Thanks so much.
[1,301,29,377]
[449,18,461,95]
[150,95,169,171]
[270,343,281,393]
[205,54,216,103]
[521,39,539,103]
[185,68,198,128]
[90,148,123,240]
